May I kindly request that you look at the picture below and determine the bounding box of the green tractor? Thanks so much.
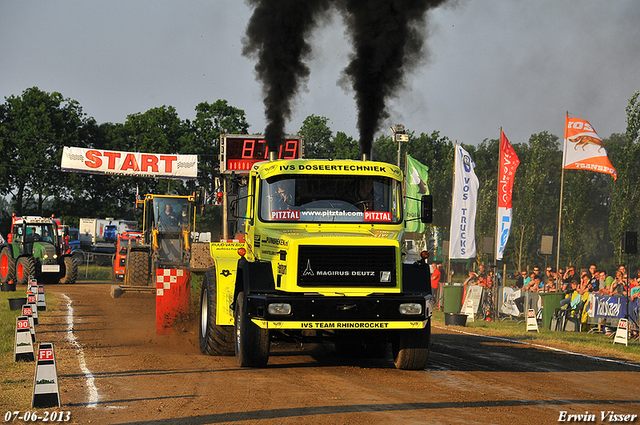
[0,215,78,285]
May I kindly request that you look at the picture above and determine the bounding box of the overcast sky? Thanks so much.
[1,1,639,148]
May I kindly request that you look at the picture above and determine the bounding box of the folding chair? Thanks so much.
[563,300,586,332]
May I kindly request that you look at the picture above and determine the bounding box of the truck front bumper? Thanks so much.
[246,293,433,330]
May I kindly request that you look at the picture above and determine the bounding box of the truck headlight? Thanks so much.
[399,303,422,315]
[268,303,292,315]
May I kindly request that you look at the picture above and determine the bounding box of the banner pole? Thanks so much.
[494,128,502,267]
[448,142,457,283]
[556,113,568,281]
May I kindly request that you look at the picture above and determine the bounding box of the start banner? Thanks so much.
[61,146,198,179]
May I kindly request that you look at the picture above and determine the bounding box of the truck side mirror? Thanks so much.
[421,195,433,223]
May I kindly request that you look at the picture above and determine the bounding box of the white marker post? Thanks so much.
[526,309,539,332]
[14,316,35,362]
[22,305,37,343]
[613,318,628,346]
[27,294,38,325]
[463,299,475,323]
[37,285,47,311]
[32,343,61,408]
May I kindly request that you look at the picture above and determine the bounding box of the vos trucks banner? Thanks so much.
[449,144,479,259]
[61,147,198,179]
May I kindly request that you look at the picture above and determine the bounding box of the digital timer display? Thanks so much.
[221,135,303,173]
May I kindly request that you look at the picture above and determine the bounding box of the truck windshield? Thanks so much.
[259,175,401,223]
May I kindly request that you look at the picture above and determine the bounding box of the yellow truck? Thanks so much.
[199,135,433,370]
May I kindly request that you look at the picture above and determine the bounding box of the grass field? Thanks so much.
[432,310,640,363]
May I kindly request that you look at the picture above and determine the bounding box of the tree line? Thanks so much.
[1,86,639,272]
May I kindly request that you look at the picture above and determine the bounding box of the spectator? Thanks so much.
[630,279,640,302]
[463,270,478,286]
[604,271,614,291]
[544,277,556,292]
[560,279,579,308]
[608,271,626,296]
[514,275,541,313]
[618,264,627,277]
[486,269,496,289]
[513,270,526,290]
[532,266,542,281]
[563,266,577,285]
[596,270,607,294]
[523,272,533,288]
[528,275,542,293]
[578,272,591,295]
[477,264,487,279]
[430,263,442,308]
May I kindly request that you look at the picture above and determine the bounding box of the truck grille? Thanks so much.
[297,245,396,287]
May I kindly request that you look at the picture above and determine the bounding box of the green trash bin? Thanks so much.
[443,285,464,314]
[540,292,565,330]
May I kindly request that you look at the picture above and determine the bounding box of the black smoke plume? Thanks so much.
[338,0,447,158]
[243,0,332,152]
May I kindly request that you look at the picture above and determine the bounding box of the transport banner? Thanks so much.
[449,144,479,259]
[496,131,520,261]
[61,146,198,179]
[562,116,616,180]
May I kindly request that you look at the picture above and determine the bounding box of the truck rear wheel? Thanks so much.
[392,321,430,370]
[16,256,36,285]
[126,251,150,286]
[234,291,270,367]
[60,256,78,284]
[199,268,234,355]
[0,247,16,284]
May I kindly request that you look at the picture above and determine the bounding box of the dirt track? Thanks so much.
[28,283,640,424]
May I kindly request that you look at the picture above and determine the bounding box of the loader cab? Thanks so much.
[138,194,195,267]
[152,197,192,234]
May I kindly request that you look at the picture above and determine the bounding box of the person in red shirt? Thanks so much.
[431,262,442,309]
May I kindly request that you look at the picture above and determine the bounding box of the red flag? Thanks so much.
[496,130,520,260]
[498,131,520,210]
[563,116,616,180]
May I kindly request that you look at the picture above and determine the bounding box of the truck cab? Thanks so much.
[200,154,433,370]
[113,231,143,281]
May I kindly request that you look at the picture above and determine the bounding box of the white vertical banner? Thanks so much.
[449,144,479,259]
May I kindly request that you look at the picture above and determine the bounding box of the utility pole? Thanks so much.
[390,124,408,167]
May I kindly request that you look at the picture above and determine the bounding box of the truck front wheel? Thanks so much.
[60,256,78,284]
[199,268,234,356]
[392,321,431,370]
[16,256,36,285]
[0,247,16,284]
[234,291,270,367]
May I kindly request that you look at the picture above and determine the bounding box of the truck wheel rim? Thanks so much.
[201,288,208,339]
[17,263,23,280]
[0,255,6,277]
